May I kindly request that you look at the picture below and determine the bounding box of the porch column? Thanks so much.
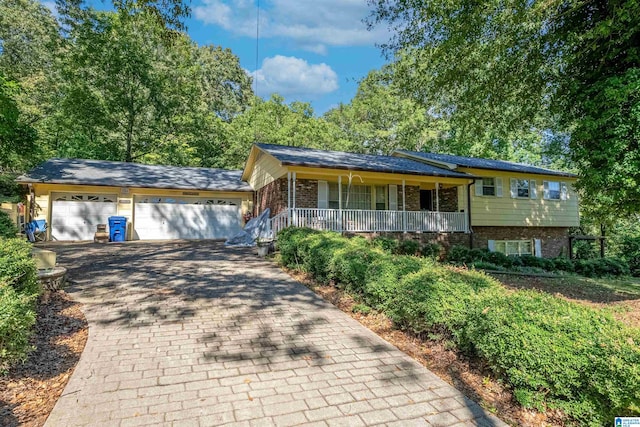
[338,175,343,232]
[402,179,406,233]
[287,172,291,227]
[292,172,297,226]
[435,182,440,232]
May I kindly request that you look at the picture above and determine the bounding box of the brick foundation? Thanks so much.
[472,226,570,258]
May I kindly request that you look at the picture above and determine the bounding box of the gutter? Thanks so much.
[467,180,476,249]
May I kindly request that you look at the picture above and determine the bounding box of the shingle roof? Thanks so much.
[17,158,253,192]
[395,150,577,178]
[256,143,475,179]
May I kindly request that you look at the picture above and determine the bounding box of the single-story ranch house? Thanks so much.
[18,143,579,257]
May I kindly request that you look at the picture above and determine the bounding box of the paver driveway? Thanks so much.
[43,241,506,427]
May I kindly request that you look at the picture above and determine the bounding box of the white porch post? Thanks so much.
[402,179,406,233]
[338,176,343,232]
[287,172,291,227]
[435,182,440,232]
[292,172,297,226]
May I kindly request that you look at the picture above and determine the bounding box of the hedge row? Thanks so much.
[277,228,640,425]
[447,245,630,277]
[0,238,40,372]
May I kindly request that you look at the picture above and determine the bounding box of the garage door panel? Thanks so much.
[134,197,241,240]
[51,194,117,241]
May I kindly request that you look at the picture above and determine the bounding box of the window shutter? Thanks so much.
[560,182,568,200]
[388,185,398,210]
[317,181,328,209]
[543,181,550,199]
[475,181,483,196]
[530,179,537,199]
[510,178,517,198]
[534,239,542,257]
[496,177,503,197]
[488,240,496,252]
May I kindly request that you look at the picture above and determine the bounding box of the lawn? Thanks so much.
[496,273,640,327]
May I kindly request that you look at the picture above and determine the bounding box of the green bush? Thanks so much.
[465,290,640,424]
[362,255,425,309]
[387,266,502,338]
[370,236,399,254]
[420,242,441,259]
[297,232,349,283]
[0,238,40,372]
[520,255,556,271]
[277,227,319,268]
[574,240,598,259]
[328,240,385,289]
[397,239,420,256]
[0,211,18,239]
[470,261,507,272]
[446,245,473,264]
[485,251,514,268]
[620,235,640,276]
[552,257,575,272]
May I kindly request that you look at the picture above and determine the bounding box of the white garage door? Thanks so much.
[134,196,242,240]
[51,193,118,241]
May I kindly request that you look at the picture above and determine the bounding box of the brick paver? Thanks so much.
[43,241,507,427]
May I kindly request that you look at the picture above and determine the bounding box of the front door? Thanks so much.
[420,190,433,211]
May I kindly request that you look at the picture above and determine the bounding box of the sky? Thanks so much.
[44,0,391,115]
[188,0,390,115]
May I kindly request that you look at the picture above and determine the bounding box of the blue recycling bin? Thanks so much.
[108,216,127,242]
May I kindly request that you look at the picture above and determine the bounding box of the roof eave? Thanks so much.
[281,161,477,180]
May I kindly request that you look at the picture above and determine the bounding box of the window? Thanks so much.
[328,184,372,210]
[374,186,387,210]
[494,240,533,256]
[482,178,495,196]
[544,181,561,200]
[516,179,529,198]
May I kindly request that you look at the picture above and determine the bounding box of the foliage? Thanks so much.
[0,75,38,170]
[573,240,598,260]
[620,235,640,276]
[465,290,640,423]
[370,236,399,254]
[352,303,372,315]
[0,211,18,238]
[276,228,640,424]
[420,242,441,259]
[397,239,420,256]
[0,238,39,371]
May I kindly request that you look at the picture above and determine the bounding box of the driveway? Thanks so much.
[43,241,506,427]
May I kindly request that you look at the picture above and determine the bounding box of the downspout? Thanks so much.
[287,172,291,227]
[467,180,475,249]
[292,172,297,226]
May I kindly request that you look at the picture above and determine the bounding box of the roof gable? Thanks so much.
[18,158,253,192]
[255,143,475,179]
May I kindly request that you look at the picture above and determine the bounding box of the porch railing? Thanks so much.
[270,208,468,236]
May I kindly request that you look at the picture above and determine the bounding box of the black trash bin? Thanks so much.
[108,216,127,242]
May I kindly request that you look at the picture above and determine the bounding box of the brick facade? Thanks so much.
[404,186,420,211]
[439,187,458,212]
[472,226,570,258]
[294,179,318,209]
[256,178,288,217]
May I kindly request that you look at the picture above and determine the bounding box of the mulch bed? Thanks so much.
[0,292,88,427]
[287,269,567,427]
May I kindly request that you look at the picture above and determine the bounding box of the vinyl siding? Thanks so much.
[248,152,288,191]
[463,168,579,227]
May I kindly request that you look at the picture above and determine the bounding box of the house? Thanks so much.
[17,159,253,241]
[242,144,579,258]
[19,144,579,258]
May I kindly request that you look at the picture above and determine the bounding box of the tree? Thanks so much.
[367,0,639,214]
[0,74,38,171]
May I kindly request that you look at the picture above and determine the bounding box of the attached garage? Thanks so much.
[51,193,117,241]
[133,196,242,240]
[18,159,254,241]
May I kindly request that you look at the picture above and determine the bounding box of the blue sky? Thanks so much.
[187,0,390,115]
[45,0,391,115]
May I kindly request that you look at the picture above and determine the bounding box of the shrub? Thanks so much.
[397,239,420,256]
[420,242,441,259]
[370,236,399,254]
[552,257,574,272]
[352,303,372,315]
[0,211,18,239]
[520,255,556,271]
[574,240,598,259]
[465,289,640,424]
[297,232,349,283]
[573,257,630,277]
[620,235,640,276]
[446,245,473,264]
[0,238,39,372]
[485,251,514,268]
[277,227,319,268]
[328,241,385,289]
[362,255,425,309]
[387,265,502,338]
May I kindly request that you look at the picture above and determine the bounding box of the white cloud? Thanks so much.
[41,1,59,18]
[193,0,390,54]
[251,55,338,98]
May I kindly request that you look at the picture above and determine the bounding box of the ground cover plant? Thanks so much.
[277,228,640,425]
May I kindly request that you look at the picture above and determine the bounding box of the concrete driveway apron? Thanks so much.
[43,241,507,427]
